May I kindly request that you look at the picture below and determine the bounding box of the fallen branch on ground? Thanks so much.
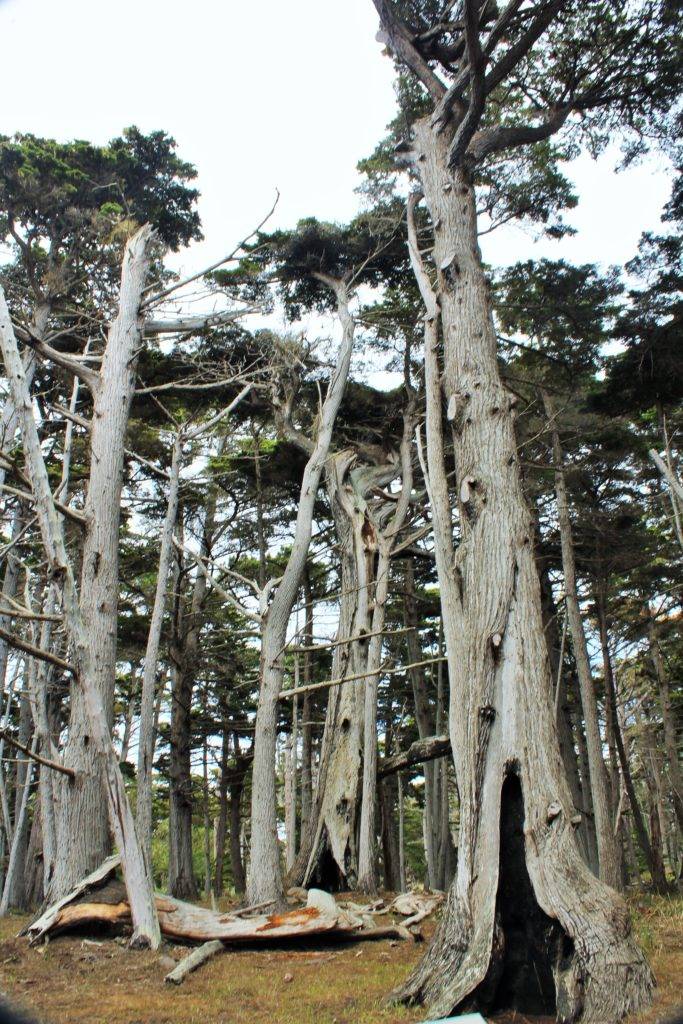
[26,859,423,977]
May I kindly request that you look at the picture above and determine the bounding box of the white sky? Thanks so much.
[0,0,674,284]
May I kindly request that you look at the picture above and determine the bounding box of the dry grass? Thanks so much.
[0,894,679,1024]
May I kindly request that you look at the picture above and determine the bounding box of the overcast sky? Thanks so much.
[0,0,674,283]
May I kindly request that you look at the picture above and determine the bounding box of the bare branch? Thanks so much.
[140,190,280,309]
[143,306,259,336]
[0,727,75,778]
[0,625,73,674]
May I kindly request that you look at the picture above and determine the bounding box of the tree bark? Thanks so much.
[542,390,621,890]
[395,132,652,1021]
[214,726,230,898]
[49,227,159,902]
[0,236,161,948]
[647,613,683,836]
[247,276,355,905]
[403,558,440,888]
[229,757,246,895]
[299,572,314,834]
[137,433,182,859]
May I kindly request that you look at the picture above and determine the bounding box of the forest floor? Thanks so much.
[0,891,680,1024]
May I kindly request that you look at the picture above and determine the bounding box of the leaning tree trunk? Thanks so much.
[398,130,652,1022]
[247,276,355,905]
[293,475,365,891]
[289,445,403,892]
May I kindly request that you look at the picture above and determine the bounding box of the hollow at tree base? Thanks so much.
[0,893,679,1024]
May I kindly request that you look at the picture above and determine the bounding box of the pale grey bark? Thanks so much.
[49,227,159,904]
[357,397,415,892]
[284,688,298,871]
[396,137,651,1021]
[0,233,161,948]
[247,276,355,905]
[0,731,36,914]
[136,432,182,858]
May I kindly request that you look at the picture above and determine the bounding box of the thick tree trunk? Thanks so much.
[296,504,364,891]
[137,433,182,859]
[50,228,157,900]
[543,393,621,890]
[0,241,160,948]
[247,277,355,905]
[397,129,652,1021]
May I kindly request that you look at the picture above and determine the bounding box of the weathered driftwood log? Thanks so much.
[26,860,422,958]
[165,940,225,984]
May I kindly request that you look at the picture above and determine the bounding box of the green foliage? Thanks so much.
[496,258,622,377]
[233,207,409,319]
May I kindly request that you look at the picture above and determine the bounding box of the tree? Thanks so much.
[367,1,681,1018]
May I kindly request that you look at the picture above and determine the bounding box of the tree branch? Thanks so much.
[0,727,75,779]
[372,0,446,103]
[0,626,74,674]
[467,104,571,163]
[447,0,488,166]
[378,734,451,778]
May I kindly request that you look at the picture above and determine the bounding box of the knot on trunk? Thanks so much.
[439,252,460,290]
[546,801,562,823]
[478,704,496,723]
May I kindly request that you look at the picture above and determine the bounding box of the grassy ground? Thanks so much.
[0,893,680,1024]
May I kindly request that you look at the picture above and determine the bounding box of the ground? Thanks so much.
[0,893,680,1024]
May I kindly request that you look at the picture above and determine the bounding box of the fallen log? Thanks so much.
[165,940,225,984]
[377,734,451,778]
[26,863,421,957]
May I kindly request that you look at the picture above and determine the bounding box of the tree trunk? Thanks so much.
[403,558,439,888]
[0,684,32,912]
[542,391,621,890]
[647,613,683,835]
[0,240,160,948]
[398,772,406,892]
[202,727,212,902]
[137,433,182,859]
[396,134,652,1021]
[247,277,355,905]
[536,526,586,848]
[230,734,246,895]
[300,573,314,834]
[50,228,157,900]
[214,727,230,898]
[284,692,298,871]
